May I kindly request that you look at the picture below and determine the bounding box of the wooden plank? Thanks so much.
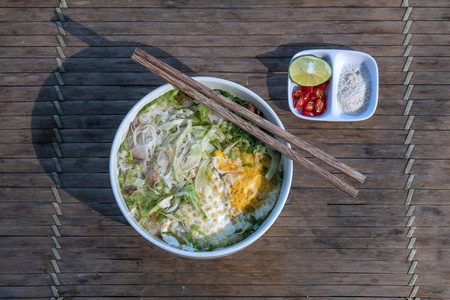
[0,237,54,248]
[54,284,412,297]
[0,202,55,215]
[417,286,450,298]
[0,22,58,36]
[0,129,54,143]
[0,286,51,298]
[411,21,450,34]
[0,8,56,22]
[63,34,407,47]
[410,84,449,100]
[410,57,450,72]
[49,57,406,74]
[410,46,450,57]
[411,189,450,204]
[62,21,405,36]
[57,259,410,274]
[66,0,402,8]
[415,249,450,261]
[415,216,450,227]
[411,175,450,189]
[281,204,408,217]
[0,35,58,47]
[61,8,405,22]
[288,188,407,205]
[411,144,450,159]
[0,143,54,158]
[410,131,450,145]
[57,272,411,286]
[409,0,450,6]
[0,102,55,115]
[410,8,450,21]
[0,173,56,188]
[409,100,450,115]
[0,116,55,129]
[61,46,407,59]
[54,235,411,249]
[0,158,54,173]
[0,274,51,286]
[0,215,55,226]
[57,247,409,262]
[0,47,58,58]
[0,73,56,87]
[0,187,54,203]
[416,262,450,274]
[411,116,450,130]
[0,0,59,7]
[0,225,53,237]
[411,160,450,175]
[411,34,450,46]
[418,274,450,286]
[0,58,60,73]
[0,86,57,102]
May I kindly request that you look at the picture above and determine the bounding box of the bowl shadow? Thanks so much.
[32,16,198,224]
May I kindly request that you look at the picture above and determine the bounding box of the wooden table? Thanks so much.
[1,0,449,298]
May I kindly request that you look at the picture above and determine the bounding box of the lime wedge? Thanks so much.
[288,55,332,87]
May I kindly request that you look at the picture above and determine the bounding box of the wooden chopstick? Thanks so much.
[132,49,360,198]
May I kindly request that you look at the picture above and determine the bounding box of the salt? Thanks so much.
[337,64,371,115]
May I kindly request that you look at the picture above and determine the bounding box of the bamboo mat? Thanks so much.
[0,0,449,298]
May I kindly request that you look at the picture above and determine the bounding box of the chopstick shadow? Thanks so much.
[255,43,352,110]
[32,15,198,224]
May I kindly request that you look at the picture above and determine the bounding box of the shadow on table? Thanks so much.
[32,16,198,224]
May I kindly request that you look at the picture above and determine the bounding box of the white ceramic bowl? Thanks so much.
[288,49,379,121]
[110,77,293,259]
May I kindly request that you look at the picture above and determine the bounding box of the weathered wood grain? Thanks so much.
[411,144,450,159]
[54,284,412,298]
[0,0,59,7]
[56,271,411,286]
[0,8,57,21]
[61,46,408,58]
[0,22,58,35]
[62,21,405,36]
[56,259,410,274]
[61,8,405,22]
[0,86,57,101]
[66,0,403,8]
[63,34,407,47]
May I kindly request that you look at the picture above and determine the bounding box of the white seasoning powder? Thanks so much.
[337,64,371,115]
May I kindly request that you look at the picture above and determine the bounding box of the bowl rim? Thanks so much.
[109,76,293,259]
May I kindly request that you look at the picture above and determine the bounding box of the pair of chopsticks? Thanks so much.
[131,48,365,198]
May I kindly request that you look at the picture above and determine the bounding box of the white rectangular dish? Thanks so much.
[288,49,379,122]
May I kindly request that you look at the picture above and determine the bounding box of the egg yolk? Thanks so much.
[213,149,276,213]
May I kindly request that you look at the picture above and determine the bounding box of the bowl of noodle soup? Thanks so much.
[110,77,293,259]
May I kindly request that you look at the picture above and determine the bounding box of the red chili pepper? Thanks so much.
[292,87,302,101]
[315,81,328,90]
[301,110,315,117]
[304,100,315,112]
[314,98,326,115]
[292,88,306,108]
[315,88,326,99]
